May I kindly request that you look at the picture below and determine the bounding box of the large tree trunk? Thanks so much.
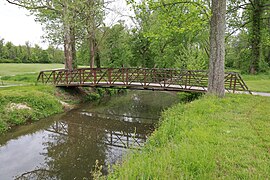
[64,27,73,70]
[63,3,73,70]
[250,0,262,74]
[89,35,95,68]
[96,44,101,68]
[71,26,76,68]
[207,0,226,97]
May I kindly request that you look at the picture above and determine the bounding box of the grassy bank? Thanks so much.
[110,94,270,179]
[0,86,63,134]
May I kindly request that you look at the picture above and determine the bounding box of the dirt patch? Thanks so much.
[59,100,75,111]
[7,103,32,111]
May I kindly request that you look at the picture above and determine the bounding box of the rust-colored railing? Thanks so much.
[37,68,251,94]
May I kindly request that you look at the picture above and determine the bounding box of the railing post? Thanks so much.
[122,68,125,84]
[93,69,97,85]
[41,72,44,84]
[65,70,68,85]
[228,73,232,90]
[144,69,146,86]
[126,68,129,85]
[188,71,191,85]
[164,69,166,87]
[233,73,237,93]
[79,69,82,84]
[185,71,188,89]
[153,69,156,83]
[82,69,85,84]
[108,68,112,85]
[53,71,56,84]
[170,70,172,83]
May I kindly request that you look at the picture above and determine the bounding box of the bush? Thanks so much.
[177,92,203,103]
[86,92,101,101]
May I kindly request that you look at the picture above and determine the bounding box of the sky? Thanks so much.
[0,0,47,48]
[0,0,134,49]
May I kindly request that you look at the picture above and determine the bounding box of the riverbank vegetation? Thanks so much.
[0,85,123,135]
[110,94,270,179]
[0,86,62,134]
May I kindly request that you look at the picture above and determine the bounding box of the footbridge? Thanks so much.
[37,68,251,93]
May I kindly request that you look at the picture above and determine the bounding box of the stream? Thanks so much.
[0,91,178,179]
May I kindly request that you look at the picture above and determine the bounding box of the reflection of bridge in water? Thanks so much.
[46,113,153,149]
[37,68,251,93]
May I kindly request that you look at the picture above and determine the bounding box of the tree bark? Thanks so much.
[63,1,73,70]
[89,35,95,68]
[96,43,101,68]
[250,0,262,74]
[207,0,226,97]
[71,26,76,68]
[64,26,73,70]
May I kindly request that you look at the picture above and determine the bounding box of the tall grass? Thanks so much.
[109,94,270,179]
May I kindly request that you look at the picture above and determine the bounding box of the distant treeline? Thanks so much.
[0,39,64,63]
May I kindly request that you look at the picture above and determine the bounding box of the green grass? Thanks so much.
[0,85,63,134]
[241,73,270,92]
[0,63,64,76]
[1,73,39,84]
[110,94,270,179]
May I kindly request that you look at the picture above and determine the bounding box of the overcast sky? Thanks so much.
[0,1,46,48]
[0,0,134,49]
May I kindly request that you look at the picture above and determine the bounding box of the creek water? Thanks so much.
[0,91,178,180]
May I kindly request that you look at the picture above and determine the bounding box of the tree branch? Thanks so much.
[5,0,57,12]
[227,3,252,13]
[226,20,252,40]
[248,0,255,9]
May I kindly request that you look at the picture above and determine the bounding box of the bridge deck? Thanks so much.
[37,68,251,94]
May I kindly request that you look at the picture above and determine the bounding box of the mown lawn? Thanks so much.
[0,63,64,76]
[242,73,270,92]
[110,94,270,179]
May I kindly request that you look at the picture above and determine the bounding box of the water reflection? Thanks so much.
[0,91,178,180]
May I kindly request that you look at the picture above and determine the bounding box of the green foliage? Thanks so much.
[86,92,100,101]
[109,94,270,179]
[0,86,63,134]
[226,0,270,73]
[125,0,210,69]
[0,40,64,64]
[101,24,133,67]
[177,92,203,103]
[84,88,125,102]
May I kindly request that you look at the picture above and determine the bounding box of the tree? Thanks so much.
[226,0,270,74]
[0,38,4,59]
[74,0,105,68]
[5,0,76,69]
[207,0,226,97]
[127,0,211,69]
[102,23,132,67]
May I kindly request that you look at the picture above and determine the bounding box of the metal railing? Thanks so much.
[37,68,251,94]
